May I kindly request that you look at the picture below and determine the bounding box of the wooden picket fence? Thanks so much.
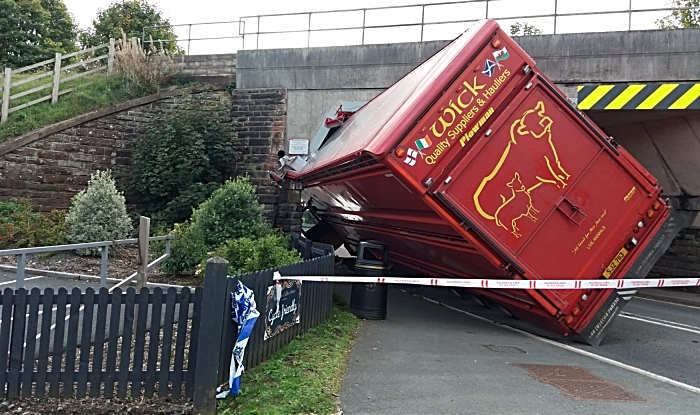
[0,236,336,414]
[0,40,115,124]
[240,256,335,370]
[0,286,202,399]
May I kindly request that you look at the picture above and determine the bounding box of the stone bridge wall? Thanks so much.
[172,54,237,85]
[0,86,296,232]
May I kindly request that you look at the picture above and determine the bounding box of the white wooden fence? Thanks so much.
[0,40,115,124]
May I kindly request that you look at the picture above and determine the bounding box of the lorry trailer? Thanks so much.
[284,19,682,346]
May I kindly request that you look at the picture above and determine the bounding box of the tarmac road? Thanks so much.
[590,297,700,388]
[415,286,700,388]
[339,285,700,414]
[0,271,98,292]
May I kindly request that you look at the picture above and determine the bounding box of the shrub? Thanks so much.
[160,222,209,274]
[162,177,281,274]
[123,93,237,228]
[0,200,67,249]
[190,177,271,248]
[65,170,133,255]
[201,233,302,275]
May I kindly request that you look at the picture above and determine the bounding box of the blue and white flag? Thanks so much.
[482,59,496,77]
[216,280,260,399]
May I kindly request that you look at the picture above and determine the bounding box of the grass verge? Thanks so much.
[0,72,167,142]
[218,295,360,415]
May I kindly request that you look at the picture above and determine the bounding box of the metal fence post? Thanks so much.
[628,0,633,31]
[100,245,109,288]
[1,68,10,124]
[420,5,425,42]
[193,257,230,415]
[361,9,366,45]
[307,13,312,48]
[16,253,26,290]
[188,24,193,55]
[239,20,246,49]
[256,16,261,49]
[51,52,62,104]
[107,38,115,73]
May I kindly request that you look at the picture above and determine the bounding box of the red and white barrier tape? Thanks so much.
[272,272,700,290]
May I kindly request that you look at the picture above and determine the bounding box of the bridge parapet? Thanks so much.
[235,28,700,141]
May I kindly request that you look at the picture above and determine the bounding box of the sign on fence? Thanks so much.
[264,280,301,340]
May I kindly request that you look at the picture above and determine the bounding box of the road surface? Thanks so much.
[594,297,700,388]
[412,285,700,388]
[340,285,700,414]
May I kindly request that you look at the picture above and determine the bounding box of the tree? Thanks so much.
[40,0,79,54]
[656,0,700,28]
[123,94,237,228]
[510,22,543,36]
[0,0,78,68]
[80,0,179,54]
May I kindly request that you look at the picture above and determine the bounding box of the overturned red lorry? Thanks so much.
[283,19,682,346]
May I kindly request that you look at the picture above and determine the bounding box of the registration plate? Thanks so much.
[603,247,628,279]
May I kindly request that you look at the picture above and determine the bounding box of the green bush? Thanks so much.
[160,222,209,274]
[200,233,302,275]
[65,170,133,255]
[0,200,67,249]
[162,176,287,274]
[123,94,237,228]
[190,177,272,247]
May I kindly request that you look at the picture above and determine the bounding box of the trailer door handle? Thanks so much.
[555,197,587,225]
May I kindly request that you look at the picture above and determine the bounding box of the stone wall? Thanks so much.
[650,228,700,278]
[230,88,287,224]
[0,87,294,229]
[173,54,237,85]
[275,181,303,237]
[0,89,218,213]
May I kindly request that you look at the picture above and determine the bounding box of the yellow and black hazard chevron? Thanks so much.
[577,83,700,110]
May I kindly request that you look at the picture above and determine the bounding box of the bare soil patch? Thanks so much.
[0,396,193,415]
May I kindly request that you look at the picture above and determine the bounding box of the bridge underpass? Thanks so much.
[576,84,700,233]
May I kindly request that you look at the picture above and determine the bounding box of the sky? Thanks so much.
[63,0,677,54]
